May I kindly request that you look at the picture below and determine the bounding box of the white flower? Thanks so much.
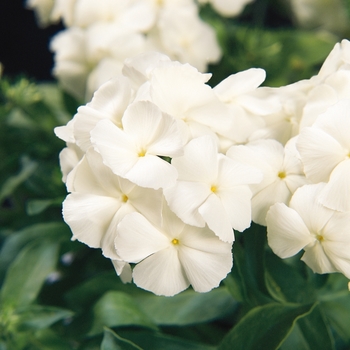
[115,203,233,296]
[26,0,55,27]
[266,183,350,279]
[297,99,350,212]
[155,5,221,72]
[213,68,279,146]
[164,135,262,242]
[91,100,184,189]
[227,138,308,226]
[146,61,233,143]
[63,147,163,260]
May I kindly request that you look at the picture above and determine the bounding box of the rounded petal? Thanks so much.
[132,247,190,296]
[115,212,170,263]
[266,203,313,258]
[63,193,121,248]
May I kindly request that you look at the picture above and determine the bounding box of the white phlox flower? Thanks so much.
[266,183,350,279]
[226,138,308,226]
[146,61,233,143]
[115,202,233,296]
[164,135,262,243]
[91,100,185,190]
[72,75,134,152]
[213,68,280,146]
[198,0,254,17]
[155,4,221,72]
[63,147,163,262]
[249,79,313,145]
[297,99,350,212]
[26,0,55,27]
[51,24,146,101]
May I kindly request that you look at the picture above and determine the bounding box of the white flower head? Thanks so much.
[267,183,350,279]
[115,202,233,296]
[91,100,185,189]
[297,99,350,212]
[63,147,163,261]
[164,135,262,242]
[227,138,308,226]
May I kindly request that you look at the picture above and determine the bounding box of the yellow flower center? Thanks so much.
[121,194,128,203]
[171,238,179,245]
[316,234,324,242]
[138,149,146,157]
[210,185,217,193]
[278,171,286,179]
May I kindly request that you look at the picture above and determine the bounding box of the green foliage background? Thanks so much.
[1,1,350,349]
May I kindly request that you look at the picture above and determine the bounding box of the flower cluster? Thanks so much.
[27,0,222,102]
[56,39,350,295]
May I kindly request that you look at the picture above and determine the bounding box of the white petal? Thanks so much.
[171,135,218,183]
[266,203,313,258]
[214,68,266,100]
[301,242,338,274]
[297,127,345,182]
[111,260,132,283]
[318,159,350,212]
[252,180,291,226]
[115,212,169,263]
[164,181,209,227]
[179,243,232,293]
[63,193,121,248]
[198,194,234,242]
[125,155,178,189]
[133,247,190,296]
[218,186,254,233]
[289,184,334,235]
[91,119,137,176]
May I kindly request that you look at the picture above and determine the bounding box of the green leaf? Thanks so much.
[135,287,237,326]
[321,296,350,343]
[0,222,70,277]
[117,330,216,350]
[218,302,316,350]
[101,328,143,350]
[89,291,157,335]
[1,240,60,308]
[265,252,316,304]
[0,156,37,202]
[227,225,272,305]
[281,304,335,350]
[26,197,63,215]
[15,305,73,331]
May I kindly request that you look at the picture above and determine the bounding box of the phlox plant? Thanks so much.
[1,0,350,349]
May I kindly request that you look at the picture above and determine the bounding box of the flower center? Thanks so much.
[210,185,218,193]
[278,171,286,179]
[138,148,146,157]
[171,238,179,245]
[121,194,128,203]
[316,234,324,242]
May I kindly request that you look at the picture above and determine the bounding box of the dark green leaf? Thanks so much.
[15,305,73,331]
[1,240,60,308]
[281,304,335,350]
[101,328,143,350]
[0,222,70,277]
[117,330,216,350]
[0,156,37,202]
[89,291,157,335]
[265,252,316,304]
[26,197,63,215]
[135,287,237,326]
[218,303,316,350]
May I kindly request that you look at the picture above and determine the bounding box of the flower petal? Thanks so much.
[266,203,313,258]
